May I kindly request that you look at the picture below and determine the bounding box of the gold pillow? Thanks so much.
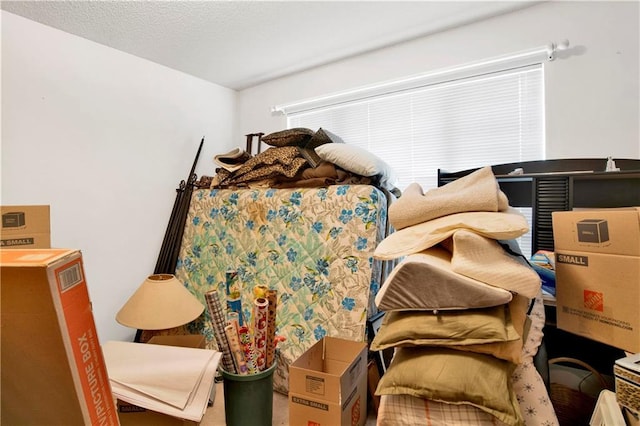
[370,304,519,352]
[376,347,523,425]
[450,294,530,364]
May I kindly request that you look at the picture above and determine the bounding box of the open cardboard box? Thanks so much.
[289,336,368,426]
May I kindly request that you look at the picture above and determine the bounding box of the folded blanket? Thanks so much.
[212,146,309,188]
[389,166,509,230]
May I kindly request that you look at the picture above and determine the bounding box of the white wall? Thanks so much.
[1,12,239,343]
[238,1,639,160]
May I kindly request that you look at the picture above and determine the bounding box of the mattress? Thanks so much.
[174,184,389,393]
[376,292,559,426]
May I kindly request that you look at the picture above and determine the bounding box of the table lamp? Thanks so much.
[116,274,204,332]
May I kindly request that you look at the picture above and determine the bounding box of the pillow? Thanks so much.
[262,128,314,147]
[376,347,522,425]
[374,246,513,311]
[374,208,529,260]
[449,293,530,364]
[316,143,388,176]
[297,128,343,167]
[315,143,398,191]
[370,304,520,352]
[446,230,541,298]
[388,167,509,230]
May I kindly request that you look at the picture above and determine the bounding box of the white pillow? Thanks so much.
[315,143,398,188]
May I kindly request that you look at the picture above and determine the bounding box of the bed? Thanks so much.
[174,184,392,393]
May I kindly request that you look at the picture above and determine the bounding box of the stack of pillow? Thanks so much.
[371,166,542,426]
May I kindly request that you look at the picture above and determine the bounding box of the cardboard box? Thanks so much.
[289,337,368,426]
[552,208,640,352]
[116,400,200,426]
[116,334,210,426]
[1,205,51,249]
[1,248,119,425]
[147,334,206,349]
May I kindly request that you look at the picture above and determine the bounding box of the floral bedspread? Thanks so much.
[175,185,388,393]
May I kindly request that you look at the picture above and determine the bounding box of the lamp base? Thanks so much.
[135,325,190,343]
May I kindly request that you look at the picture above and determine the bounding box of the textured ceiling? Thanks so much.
[1,1,537,90]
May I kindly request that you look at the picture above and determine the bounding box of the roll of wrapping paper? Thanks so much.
[265,289,278,368]
[226,271,243,326]
[225,324,249,375]
[237,325,259,375]
[227,311,240,335]
[204,290,236,373]
[253,284,269,299]
[253,297,269,371]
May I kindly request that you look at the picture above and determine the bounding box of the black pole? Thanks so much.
[135,137,205,343]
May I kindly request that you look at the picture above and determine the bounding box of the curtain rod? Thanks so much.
[272,40,570,116]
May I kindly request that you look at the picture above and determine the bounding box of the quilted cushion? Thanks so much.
[262,128,314,147]
[298,128,343,167]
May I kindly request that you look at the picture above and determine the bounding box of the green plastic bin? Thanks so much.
[220,362,277,426]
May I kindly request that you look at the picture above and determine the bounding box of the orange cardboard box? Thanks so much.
[1,248,119,425]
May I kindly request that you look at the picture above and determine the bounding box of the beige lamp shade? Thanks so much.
[116,274,204,330]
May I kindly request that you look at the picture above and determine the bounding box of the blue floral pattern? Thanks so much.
[175,185,387,393]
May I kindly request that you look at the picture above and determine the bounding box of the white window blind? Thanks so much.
[283,59,547,257]
[287,64,545,192]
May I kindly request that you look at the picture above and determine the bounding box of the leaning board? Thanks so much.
[175,185,389,393]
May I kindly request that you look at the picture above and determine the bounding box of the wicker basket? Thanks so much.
[549,357,610,426]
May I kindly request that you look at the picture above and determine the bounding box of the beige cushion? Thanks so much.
[374,209,529,260]
[374,246,513,311]
[376,347,522,425]
[262,128,314,147]
[444,229,541,298]
[388,167,509,230]
[370,304,519,352]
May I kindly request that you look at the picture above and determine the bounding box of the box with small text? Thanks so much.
[1,205,51,248]
[289,336,367,426]
[552,208,640,352]
[1,248,119,425]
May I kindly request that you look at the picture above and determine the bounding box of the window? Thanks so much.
[278,50,550,257]
[287,65,544,191]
